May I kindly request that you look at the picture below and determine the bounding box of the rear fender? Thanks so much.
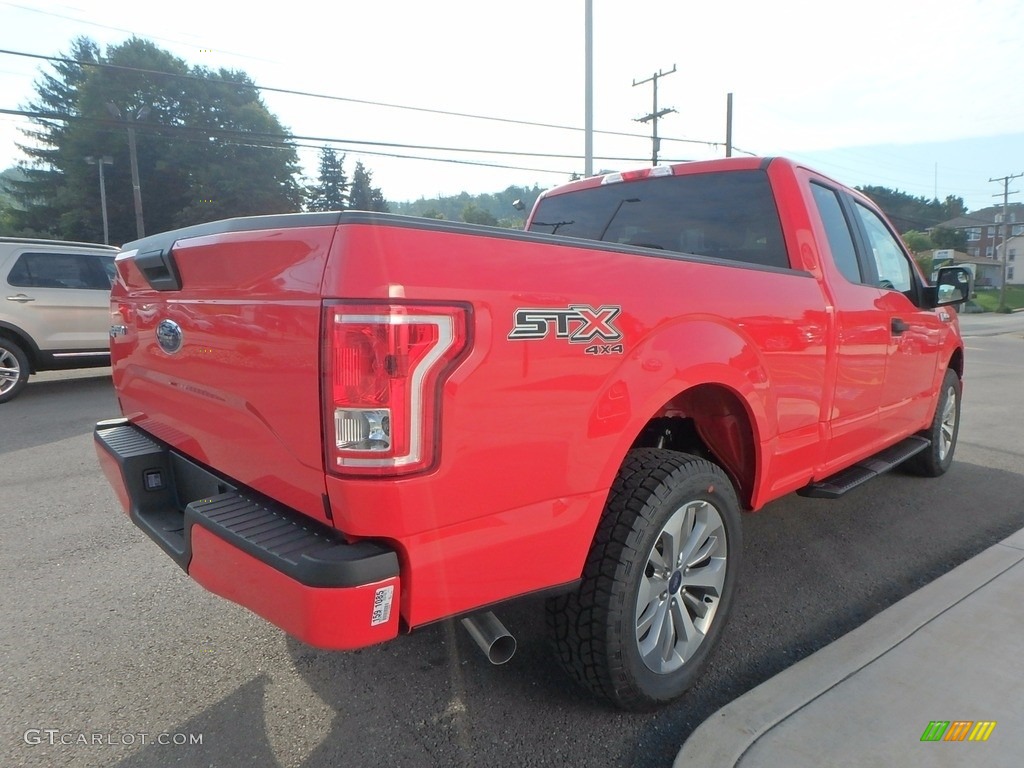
[590,318,775,509]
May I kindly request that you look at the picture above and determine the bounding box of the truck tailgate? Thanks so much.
[110,219,338,525]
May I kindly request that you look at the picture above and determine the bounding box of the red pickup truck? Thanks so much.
[95,157,969,710]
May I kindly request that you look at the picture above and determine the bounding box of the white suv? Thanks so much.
[0,237,118,403]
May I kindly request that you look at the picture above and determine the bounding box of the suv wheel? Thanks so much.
[0,338,30,403]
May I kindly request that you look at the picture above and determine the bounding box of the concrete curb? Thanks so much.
[675,528,1024,767]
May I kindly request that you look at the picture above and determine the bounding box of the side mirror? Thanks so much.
[932,266,972,307]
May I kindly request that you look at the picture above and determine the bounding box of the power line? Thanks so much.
[0,107,655,165]
[0,2,277,66]
[0,107,586,177]
[0,46,728,151]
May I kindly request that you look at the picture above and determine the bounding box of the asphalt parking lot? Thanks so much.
[2,320,1022,768]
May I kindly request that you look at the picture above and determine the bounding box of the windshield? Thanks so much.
[529,169,790,269]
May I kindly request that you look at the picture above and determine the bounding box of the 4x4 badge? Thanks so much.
[156,319,183,354]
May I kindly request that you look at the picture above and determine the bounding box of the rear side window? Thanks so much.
[810,184,862,284]
[529,170,790,269]
[6,252,113,290]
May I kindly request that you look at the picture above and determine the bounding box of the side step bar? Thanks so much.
[797,436,931,499]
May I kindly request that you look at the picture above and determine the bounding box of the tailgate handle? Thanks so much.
[136,248,182,291]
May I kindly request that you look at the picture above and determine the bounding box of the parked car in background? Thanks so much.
[0,237,118,403]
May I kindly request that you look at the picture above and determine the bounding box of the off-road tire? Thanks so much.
[547,449,742,710]
[906,368,961,477]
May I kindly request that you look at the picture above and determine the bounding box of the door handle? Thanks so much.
[6,294,36,303]
[891,318,909,336]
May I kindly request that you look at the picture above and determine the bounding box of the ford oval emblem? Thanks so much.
[156,319,183,354]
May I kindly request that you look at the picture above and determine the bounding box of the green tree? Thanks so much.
[392,184,543,225]
[7,37,100,237]
[940,195,966,221]
[10,36,302,243]
[901,230,933,253]
[857,185,946,233]
[306,146,347,211]
[348,160,389,212]
[0,167,26,235]
[914,253,934,279]
[461,203,497,226]
[931,226,967,250]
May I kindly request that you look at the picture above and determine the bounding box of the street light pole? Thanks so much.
[107,103,150,240]
[85,155,113,245]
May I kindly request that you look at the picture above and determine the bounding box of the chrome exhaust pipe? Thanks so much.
[460,611,516,665]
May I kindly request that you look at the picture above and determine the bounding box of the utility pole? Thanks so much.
[107,103,151,240]
[633,65,676,165]
[725,93,733,158]
[584,0,593,177]
[85,155,113,245]
[989,171,1023,311]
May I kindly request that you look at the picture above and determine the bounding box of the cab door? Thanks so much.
[847,201,946,437]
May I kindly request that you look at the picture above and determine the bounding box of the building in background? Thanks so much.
[938,203,1024,259]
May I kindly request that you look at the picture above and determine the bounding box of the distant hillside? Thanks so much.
[392,184,546,228]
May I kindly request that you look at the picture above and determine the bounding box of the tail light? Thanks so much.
[323,303,468,476]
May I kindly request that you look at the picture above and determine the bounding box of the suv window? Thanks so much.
[6,252,114,290]
[529,170,791,269]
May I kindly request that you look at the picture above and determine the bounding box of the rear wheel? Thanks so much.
[0,338,30,404]
[906,368,961,477]
[547,449,742,710]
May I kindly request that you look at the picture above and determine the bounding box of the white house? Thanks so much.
[995,236,1023,285]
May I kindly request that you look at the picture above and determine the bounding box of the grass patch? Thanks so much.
[972,286,1024,312]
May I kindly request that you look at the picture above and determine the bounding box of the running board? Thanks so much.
[797,436,931,499]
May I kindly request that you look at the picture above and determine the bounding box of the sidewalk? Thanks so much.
[675,528,1024,767]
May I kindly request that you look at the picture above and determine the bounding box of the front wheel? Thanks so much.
[547,449,742,710]
[0,338,30,404]
[906,368,961,477]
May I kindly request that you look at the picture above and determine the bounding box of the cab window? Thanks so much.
[852,204,912,294]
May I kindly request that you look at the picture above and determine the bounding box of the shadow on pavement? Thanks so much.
[110,460,1024,768]
[1,371,116,454]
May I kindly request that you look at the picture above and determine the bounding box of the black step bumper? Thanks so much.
[94,418,402,649]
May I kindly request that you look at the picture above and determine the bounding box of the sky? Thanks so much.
[1,0,1022,214]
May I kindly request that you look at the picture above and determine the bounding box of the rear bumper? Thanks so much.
[94,418,401,650]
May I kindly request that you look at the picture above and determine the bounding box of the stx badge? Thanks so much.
[508,304,624,354]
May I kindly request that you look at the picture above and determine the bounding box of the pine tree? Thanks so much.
[307,147,347,211]
[348,160,389,212]
[10,36,302,243]
[8,37,100,236]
